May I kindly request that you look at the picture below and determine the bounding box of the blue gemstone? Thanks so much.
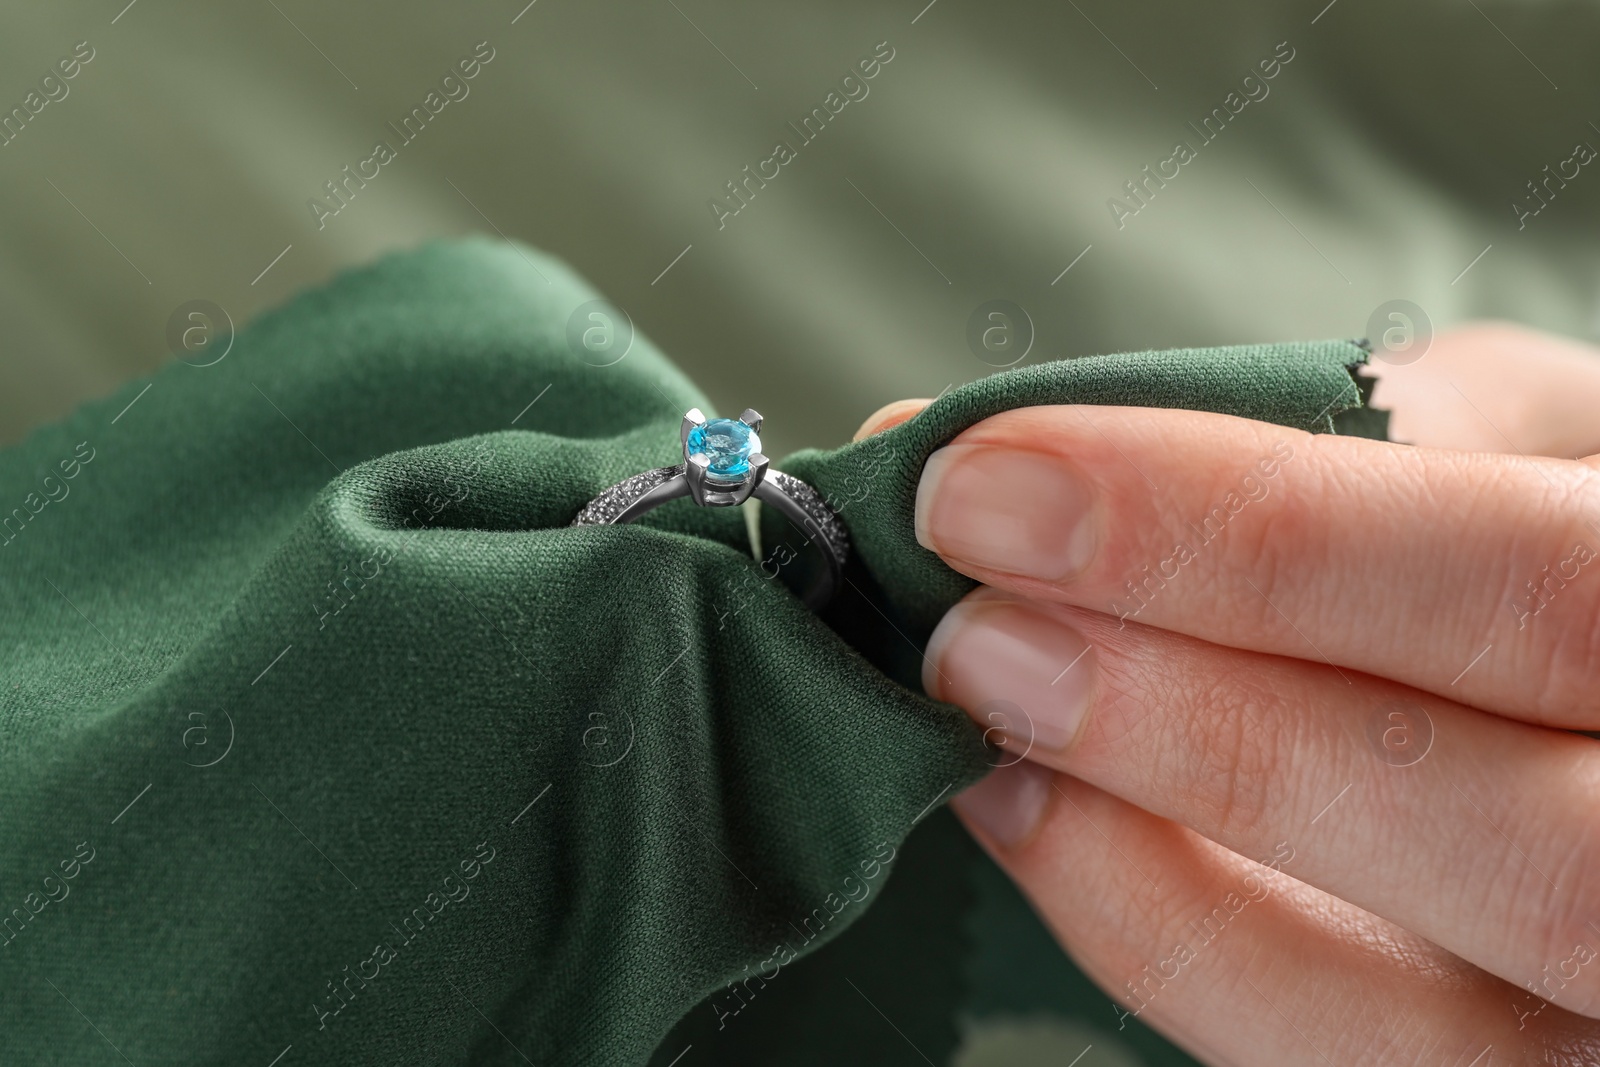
[687,418,760,480]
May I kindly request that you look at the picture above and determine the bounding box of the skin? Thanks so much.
[855,322,1600,1065]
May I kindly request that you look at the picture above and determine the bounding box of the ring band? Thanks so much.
[572,408,849,610]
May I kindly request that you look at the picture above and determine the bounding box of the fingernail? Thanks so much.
[924,597,1097,755]
[853,398,932,441]
[951,759,1054,848]
[914,444,1097,581]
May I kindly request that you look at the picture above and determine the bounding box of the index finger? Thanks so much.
[913,404,1600,727]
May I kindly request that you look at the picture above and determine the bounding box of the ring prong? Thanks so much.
[725,453,768,505]
[739,408,763,433]
[686,452,711,504]
[682,408,707,449]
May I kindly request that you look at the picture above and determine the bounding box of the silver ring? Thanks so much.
[572,408,849,610]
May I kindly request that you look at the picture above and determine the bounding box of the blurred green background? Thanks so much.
[3,0,1598,458]
[4,1,1597,1062]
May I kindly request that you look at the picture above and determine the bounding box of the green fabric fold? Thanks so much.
[774,338,1378,677]
[0,239,1380,1066]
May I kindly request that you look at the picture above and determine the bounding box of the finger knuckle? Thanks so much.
[1522,471,1600,716]
[1516,796,1600,1021]
[1531,1026,1600,1067]
[1177,674,1285,844]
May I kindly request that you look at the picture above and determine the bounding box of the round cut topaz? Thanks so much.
[687,418,760,481]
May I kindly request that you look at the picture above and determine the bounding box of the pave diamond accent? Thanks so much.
[572,465,681,526]
[765,470,849,568]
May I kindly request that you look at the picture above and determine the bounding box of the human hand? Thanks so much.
[859,323,1600,1064]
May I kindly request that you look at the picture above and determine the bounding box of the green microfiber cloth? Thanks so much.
[0,238,1379,1066]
